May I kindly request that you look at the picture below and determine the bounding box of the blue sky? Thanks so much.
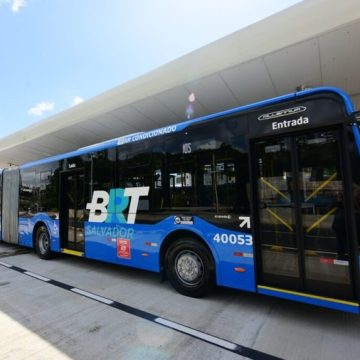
[0,0,301,138]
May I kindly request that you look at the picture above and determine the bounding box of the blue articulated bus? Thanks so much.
[1,87,360,313]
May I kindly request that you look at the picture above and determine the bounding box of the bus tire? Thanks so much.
[35,225,52,260]
[165,238,214,298]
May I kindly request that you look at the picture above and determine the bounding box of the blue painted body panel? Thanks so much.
[19,214,60,252]
[84,216,256,292]
[25,214,255,292]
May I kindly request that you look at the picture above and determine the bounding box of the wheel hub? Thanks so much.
[175,251,203,285]
[39,232,49,254]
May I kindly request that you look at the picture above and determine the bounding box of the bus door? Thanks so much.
[253,128,355,300]
[60,170,85,252]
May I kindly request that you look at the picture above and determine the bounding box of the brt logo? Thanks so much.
[86,187,149,224]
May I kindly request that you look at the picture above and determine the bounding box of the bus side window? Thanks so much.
[37,162,60,217]
[117,142,164,212]
[165,132,194,208]
[164,119,250,213]
[19,169,37,216]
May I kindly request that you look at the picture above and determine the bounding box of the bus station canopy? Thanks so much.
[0,0,359,167]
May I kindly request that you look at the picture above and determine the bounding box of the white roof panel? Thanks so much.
[320,21,360,94]
[264,39,322,94]
[220,58,277,104]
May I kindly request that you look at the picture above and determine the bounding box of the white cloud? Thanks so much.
[71,96,84,107]
[11,0,26,12]
[28,101,55,116]
[0,0,27,12]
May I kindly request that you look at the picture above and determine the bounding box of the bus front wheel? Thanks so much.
[165,238,214,297]
[35,225,52,260]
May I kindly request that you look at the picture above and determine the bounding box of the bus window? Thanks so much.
[214,148,249,214]
[117,142,164,213]
[165,120,250,213]
[37,162,60,217]
[90,149,116,194]
[19,169,37,216]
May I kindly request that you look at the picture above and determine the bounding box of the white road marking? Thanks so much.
[0,261,12,268]
[71,288,114,305]
[24,271,50,282]
[155,317,237,351]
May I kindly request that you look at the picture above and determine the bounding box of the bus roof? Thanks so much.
[19,86,355,170]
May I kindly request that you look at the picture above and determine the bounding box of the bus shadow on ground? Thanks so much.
[0,242,31,258]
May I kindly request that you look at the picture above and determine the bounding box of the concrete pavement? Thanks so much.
[1,242,359,360]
